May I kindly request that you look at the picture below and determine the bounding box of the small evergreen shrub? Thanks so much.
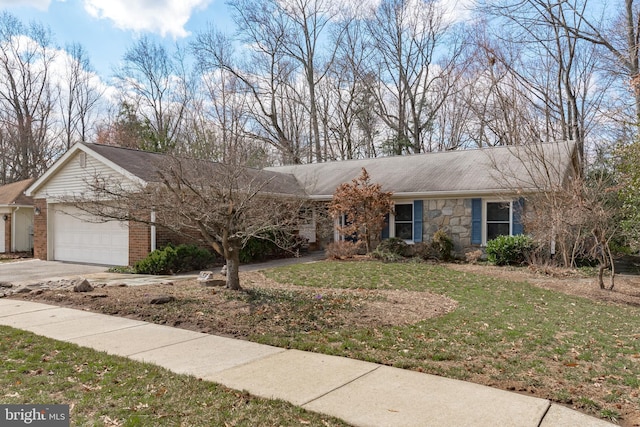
[240,237,280,263]
[135,244,214,275]
[431,229,454,261]
[370,247,405,262]
[375,237,410,257]
[485,235,534,266]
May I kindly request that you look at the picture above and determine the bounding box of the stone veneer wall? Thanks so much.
[422,198,474,254]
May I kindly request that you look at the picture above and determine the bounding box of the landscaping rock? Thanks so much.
[0,281,13,288]
[148,295,175,305]
[198,271,225,287]
[72,279,94,293]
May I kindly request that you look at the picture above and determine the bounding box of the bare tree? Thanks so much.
[0,12,60,182]
[65,155,309,290]
[192,26,304,164]
[59,42,103,148]
[479,0,611,165]
[114,36,189,153]
[360,0,463,154]
[489,142,619,289]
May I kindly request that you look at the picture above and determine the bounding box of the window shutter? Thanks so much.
[381,213,389,239]
[471,198,482,244]
[413,200,423,242]
[512,197,525,235]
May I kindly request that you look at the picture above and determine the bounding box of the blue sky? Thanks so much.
[0,0,236,79]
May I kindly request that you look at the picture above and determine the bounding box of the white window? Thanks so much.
[393,203,413,241]
[485,201,511,242]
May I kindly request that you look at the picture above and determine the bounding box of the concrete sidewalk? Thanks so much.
[0,299,614,427]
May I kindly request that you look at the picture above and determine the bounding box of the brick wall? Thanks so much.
[128,215,151,266]
[33,199,47,260]
[3,212,10,252]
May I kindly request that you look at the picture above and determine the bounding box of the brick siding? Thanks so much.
[33,199,47,260]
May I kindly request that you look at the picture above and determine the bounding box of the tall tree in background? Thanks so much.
[114,36,189,153]
[479,0,610,166]
[59,42,102,148]
[361,0,463,155]
[0,12,60,183]
[193,24,304,164]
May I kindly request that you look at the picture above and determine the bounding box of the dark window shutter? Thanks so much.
[471,198,482,244]
[512,197,525,235]
[413,200,423,242]
[381,213,389,239]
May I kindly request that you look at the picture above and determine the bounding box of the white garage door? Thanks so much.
[52,205,129,265]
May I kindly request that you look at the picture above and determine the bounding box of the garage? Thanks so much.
[51,204,129,265]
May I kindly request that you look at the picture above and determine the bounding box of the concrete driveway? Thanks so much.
[0,259,108,284]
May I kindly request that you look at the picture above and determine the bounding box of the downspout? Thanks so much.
[151,210,156,252]
[11,206,18,252]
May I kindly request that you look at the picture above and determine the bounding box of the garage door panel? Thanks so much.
[52,205,129,266]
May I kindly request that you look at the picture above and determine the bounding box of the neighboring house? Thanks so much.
[0,179,35,254]
[26,141,579,266]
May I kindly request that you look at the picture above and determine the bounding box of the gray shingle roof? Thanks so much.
[266,142,578,198]
[84,141,577,199]
[85,143,306,197]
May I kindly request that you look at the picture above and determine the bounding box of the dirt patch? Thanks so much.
[9,271,457,338]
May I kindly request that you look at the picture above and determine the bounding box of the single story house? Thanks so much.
[0,178,35,253]
[266,141,579,252]
[26,141,579,266]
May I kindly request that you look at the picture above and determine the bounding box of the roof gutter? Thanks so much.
[307,187,540,201]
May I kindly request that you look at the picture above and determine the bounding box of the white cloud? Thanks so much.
[82,0,211,38]
[437,0,477,25]
[0,0,53,10]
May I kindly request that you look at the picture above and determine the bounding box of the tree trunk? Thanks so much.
[224,240,242,290]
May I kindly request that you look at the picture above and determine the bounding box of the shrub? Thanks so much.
[411,242,435,260]
[370,248,405,262]
[240,237,280,263]
[325,241,363,259]
[135,244,215,275]
[465,249,484,264]
[485,235,534,266]
[431,229,454,261]
[375,237,410,257]
[239,230,307,263]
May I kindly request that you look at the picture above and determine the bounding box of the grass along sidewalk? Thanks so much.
[8,259,640,425]
[263,261,640,425]
[0,326,348,426]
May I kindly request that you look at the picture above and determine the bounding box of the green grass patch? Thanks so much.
[0,326,348,426]
[264,260,640,421]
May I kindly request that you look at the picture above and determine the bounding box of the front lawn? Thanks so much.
[264,261,640,425]
[9,259,640,425]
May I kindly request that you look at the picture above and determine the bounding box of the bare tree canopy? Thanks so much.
[64,152,310,290]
